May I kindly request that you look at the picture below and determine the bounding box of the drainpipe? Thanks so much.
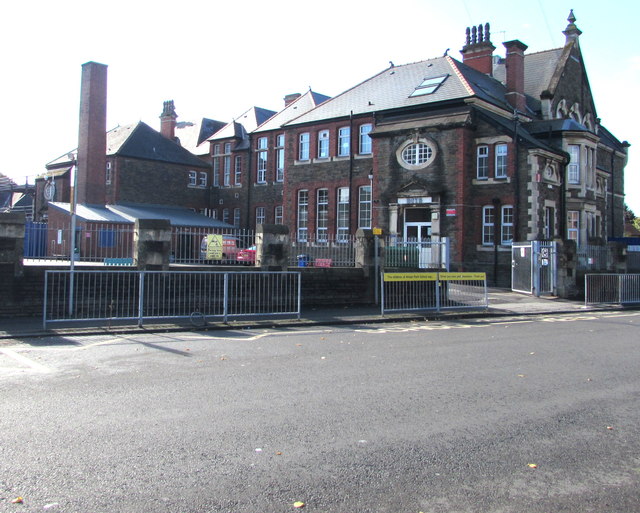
[349,111,354,235]
[492,197,502,286]
[513,111,521,242]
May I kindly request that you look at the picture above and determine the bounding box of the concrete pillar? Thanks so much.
[256,224,290,270]
[134,219,171,270]
[0,212,25,276]
[355,228,375,272]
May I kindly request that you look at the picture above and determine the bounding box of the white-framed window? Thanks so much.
[317,130,330,159]
[213,144,221,156]
[567,210,579,243]
[256,206,266,226]
[338,127,350,157]
[274,205,283,225]
[297,190,309,241]
[568,144,580,184]
[299,132,310,161]
[477,145,489,179]
[276,134,285,182]
[317,188,329,241]
[188,170,197,187]
[234,156,242,186]
[398,140,436,169]
[105,162,112,185]
[358,185,372,229]
[586,146,595,189]
[223,155,231,187]
[495,143,508,178]
[482,206,495,245]
[501,205,514,245]
[224,142,231,154]
[257,136,268,183]
[586,211,600,239]
[222,208,230,224]
[198,171,207,188]
[233,208,241,228]
[336,187,350,241]
[213,158,220,187]
[359,124,372,155]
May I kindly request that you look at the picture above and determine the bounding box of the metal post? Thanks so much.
[297,272,302,320]
[435,273,441,313]
[374,235,379,305]
[380,271,385,316]
[43,271,49,330]
[138,271,145,327]
[68,158,78,317]
[223,272,229,323]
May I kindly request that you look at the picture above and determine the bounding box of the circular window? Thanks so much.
[397,138,436,170]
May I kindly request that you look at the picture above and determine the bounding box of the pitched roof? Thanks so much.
[113,122,210,168]
[285,55,517,126]
[254,90,331,133]
[493,47,564,100]
[47,122,210,170]
[175,118,226,155]
[49,202,233,228]
[208,106,278,141]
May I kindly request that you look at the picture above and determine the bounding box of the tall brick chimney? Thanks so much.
[76,61,108,206]
[160,100,178,140]
[460,23,495,75]
[503,40,528,113]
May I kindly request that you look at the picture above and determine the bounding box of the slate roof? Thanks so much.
[209,106,278,142]
[113,122,210,168]
[286,55,524,126]
[175,118,226,155]
[47,122,210,169]
[49,202,233,228]
[254,90,331,133]
[493,48,564,100]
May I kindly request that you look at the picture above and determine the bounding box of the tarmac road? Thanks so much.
[1,311,639,512]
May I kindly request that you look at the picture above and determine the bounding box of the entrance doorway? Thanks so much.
[403,208,431,241]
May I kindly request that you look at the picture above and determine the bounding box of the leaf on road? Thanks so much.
[293,501,305,508]
[11,497,23,503]
[528,463,538,468]
[517,374,526,378]
[607,426,614,430]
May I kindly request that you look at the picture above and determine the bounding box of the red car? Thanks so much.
[236,245,256,264]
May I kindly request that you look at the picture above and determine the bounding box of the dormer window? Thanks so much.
[409,74,448,97]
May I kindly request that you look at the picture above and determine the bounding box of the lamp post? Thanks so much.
[68,153,78,316]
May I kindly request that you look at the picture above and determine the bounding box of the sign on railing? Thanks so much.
[381,272,487,314]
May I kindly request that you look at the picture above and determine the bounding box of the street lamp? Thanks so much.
[68,152,78,316]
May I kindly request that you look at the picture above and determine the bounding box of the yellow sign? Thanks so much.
[383,272,486,282]
[372,228,383,235]
[383,273,438,282]
[439,272,486,281]
[205,234,223,260]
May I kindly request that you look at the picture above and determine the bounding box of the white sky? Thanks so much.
[2,0,638,213]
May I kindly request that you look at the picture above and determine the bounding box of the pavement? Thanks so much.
[1,288,634,341]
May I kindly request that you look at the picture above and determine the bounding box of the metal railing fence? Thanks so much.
[584,273,640,306]
[383,237,449,269]
[171,227,255,265]
[44,270,301,328]
[381,272,487,315]
[576,245,613,271]
[24,221,135,264]
[289,234,356,267]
